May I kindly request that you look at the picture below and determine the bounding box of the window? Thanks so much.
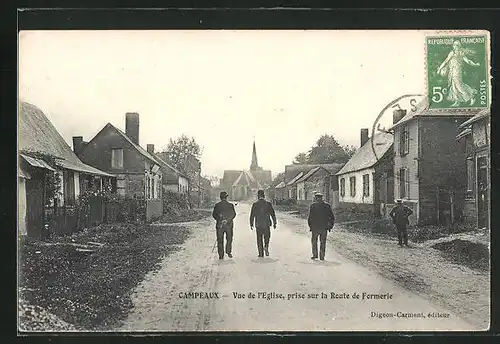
[466,157,474,193]
[298,189,302,200]
[349,176,356,197]
[363,174,370,197]
[399,125,410,156]
[340,178,345,197]
[63,170,76,206]
[111,148,124,169]
[399,168,410,199]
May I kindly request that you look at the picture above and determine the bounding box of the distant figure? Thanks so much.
[308,192,335,261]
[389,199,413,247]
[212,191,237,259]
[250,190,277,257]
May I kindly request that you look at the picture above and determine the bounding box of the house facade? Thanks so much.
[336,129,394,217]
[296,167,331,205]
[284,163,344,206]
[456,109,491,230]
[18,101,115,239]
[154,150,190,195]
[74,112,163,221]
[390,102,479,226]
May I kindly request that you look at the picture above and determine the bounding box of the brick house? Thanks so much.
[73,112,163,221]
[389,101,481,226]
[456,109,491,229]
[336,129,394,217]
[18,101,115,239]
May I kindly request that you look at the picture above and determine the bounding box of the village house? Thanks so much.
[296,166,332,205]
[73,112,163,221]
[336,129,394,217]
[219,141,272,201]
[284,163,344,207]
[456,108,491,230]
[154,149,190,195]
[18,101,115,239]
[389,101,481,226]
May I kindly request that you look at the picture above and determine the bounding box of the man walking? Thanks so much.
[250,190,277,257]
[212,191,237,259]
[389,199,413,247]
[308,192,335,261]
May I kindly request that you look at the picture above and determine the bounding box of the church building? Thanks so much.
[220,141,272,201]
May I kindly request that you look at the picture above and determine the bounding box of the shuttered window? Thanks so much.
[363,174,370,197]
[349,176,356,197]
[340,178,345,197]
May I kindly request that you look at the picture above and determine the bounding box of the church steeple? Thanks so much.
[250,139,259,171]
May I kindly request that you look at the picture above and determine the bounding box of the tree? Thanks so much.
[203,175,220,188]
[307,134,350,164]
[342,145,357,159]
[160,135,202,177]
[271,172,285,187]
[293,153,308,164]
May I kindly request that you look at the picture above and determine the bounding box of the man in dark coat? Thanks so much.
[389,199,413,247]
[250,190,277,257]
[308,192,335,260]
[212,191,237,259]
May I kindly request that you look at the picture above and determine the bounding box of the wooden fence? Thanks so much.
[44,197,147,238]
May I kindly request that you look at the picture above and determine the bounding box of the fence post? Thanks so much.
[436,186,440,224]
[450,191,454,225]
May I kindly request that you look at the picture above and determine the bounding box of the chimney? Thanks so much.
[125,112,140,145]
[73,136,84,155]
[393,109,407,125]
[147,144,155,154]
[360,128,369,147]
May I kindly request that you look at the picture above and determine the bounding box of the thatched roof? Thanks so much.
[19,101,114,177]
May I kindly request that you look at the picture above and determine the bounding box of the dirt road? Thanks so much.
[118,203,481,332]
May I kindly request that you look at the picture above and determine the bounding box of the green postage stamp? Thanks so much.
[426,33,490,110]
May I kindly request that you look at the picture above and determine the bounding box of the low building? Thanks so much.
[456,109,490,229]
[296,166,332,205]
[336,129,394,217]
[284,163,344,206]
[18,101,115,239]
[73,112,163,222]
[154,150,190,195]
[389,101,481,226]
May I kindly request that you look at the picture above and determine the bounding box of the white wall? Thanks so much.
[297,182,305,200]
[74,172,80,200]
[18,177,27,236]
[179,176,189,194]
[338,167,375,204]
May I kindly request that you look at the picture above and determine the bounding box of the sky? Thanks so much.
[19,30,428,179]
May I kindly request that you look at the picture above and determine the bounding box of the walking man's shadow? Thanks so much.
[250,258,279,264]
[298,260,341,267]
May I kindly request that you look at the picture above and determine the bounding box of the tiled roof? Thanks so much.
[389,98,485,130]
[285,163,344,183]
[109,124,161,166]
[459,108,490,128]
[154,153,189,180]
[296,166,328,183]
[337,132,393,175]
[286,172,304,186]
[19,101,114,177]
[275,181,286,188]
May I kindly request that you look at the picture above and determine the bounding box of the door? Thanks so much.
[476,156,489,229]
[25,172,45,239]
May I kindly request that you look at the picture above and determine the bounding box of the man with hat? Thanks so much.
[212,191,237,259]
[389,199,413,247]
[307,192,335,260]
[250,189,277,257]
